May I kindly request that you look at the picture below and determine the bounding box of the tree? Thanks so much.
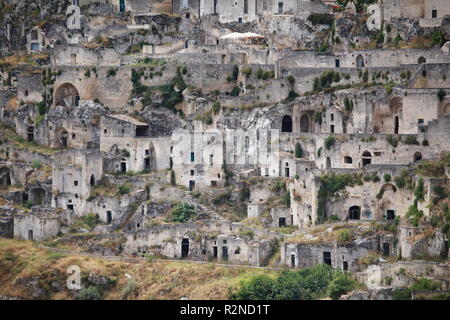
[295,143,303,158]
[336,0,376,13]
[327,272,357,300]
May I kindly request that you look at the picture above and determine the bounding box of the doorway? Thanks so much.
[222,246,228,261]
[181,238,189,258]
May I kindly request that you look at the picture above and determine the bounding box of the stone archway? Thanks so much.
[348,206,361,220]
[55,127,69,148]
[55,83,80,107]
[439,102,450,117]
[300,114,310,133]
[414,152,422,162]
[356,54,365,68]
[362,151,372,166]
[0,167,12,188]
[282,115,293,133]
[29,187,46,206]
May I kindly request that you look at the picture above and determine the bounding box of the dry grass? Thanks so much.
[0,239,277,300]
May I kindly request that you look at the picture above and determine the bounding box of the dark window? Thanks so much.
[343,261,348,271]
[323,252,332,265]
[382,243,390,256]
[386,210,395,220]
[281,115,293,132]
[279,217,286,227]
[222,246,228,261]
[349,206,361,220]
[291,254,295,267]
[181,238,189,258]
[335,59,340,68]
[432,9,437,18]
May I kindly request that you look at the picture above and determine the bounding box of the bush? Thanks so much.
[294,143,303,158]
[230,86,240,97]
[241,67,252,78]
[230,275,275,300]
[386,135,399,148]
[83,213,100,229]
[230,264,356,300]
[324,136,335,150]
[32,160,42,169]
[403,136,419,145]
[171,203,196,223]
[117,185,131,195]
[337,229,352,243]
[211,102,221,114]
[327,272,357,300]
[307,13,333,26]
[256,69,275,80]
[384,173,392,182]
[77,286,103,300]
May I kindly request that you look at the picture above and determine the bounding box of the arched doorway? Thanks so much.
[418,56,426,64]
[55,127,69,148]
[181,238,189,258]
[414,152,422,162]
[362,151,372,166]
[90,174,96,186]
[300,115,309,133]
[281,115,293,133]
[29,187,46,206]
[348,206,361,220]
[439,103,450,117]
[356,54,365,68]
[0,167,11,188]
[55,83,80,107]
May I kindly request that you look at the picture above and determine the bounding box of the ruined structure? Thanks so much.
[0,0,449,300]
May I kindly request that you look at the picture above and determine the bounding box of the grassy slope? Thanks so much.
[0,239,277,300]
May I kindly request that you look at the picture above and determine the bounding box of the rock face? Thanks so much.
[441,16,450,41]
[339,289,393,300]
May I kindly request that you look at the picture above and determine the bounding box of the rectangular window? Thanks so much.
[244,0,248,14]
[278,2,283,14]
[74,180,78,187]
[335,59,340,68]
[190,152,195,162]
[432,9,437,18]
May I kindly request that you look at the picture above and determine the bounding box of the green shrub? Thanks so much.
[32,160,42,169]
[383,173,391,182]
[241,67,252,78]
[117,185,131,195]
[83,213,100,229]
[324,136,335,150]
[77,286,103,300]
[294,143,303,158]
[256,69,275,80]
[307,13,333,26]
[386,135,398,148]
[230,86,240,96]
[337,229,352,243]
[171,203,196,223]
[403,136,419,145]
[327,272,357,300]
